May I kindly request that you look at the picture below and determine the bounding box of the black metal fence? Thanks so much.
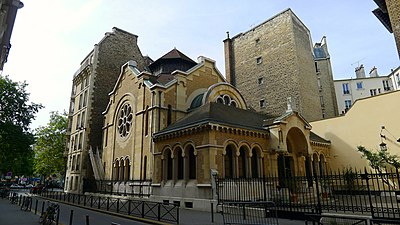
[40,191,179,224]
[83,179,152,198]
[215,168,400,219]
[221,201,279,225]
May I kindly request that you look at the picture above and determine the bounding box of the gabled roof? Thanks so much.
[148,48,196,70]
[153,102,272,137]
[263,110,311,129]
[310,132,331,144]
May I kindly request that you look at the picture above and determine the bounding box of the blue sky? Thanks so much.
[3,0,398,129]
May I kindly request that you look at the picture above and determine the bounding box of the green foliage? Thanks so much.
[34,111,67,177]
[0,75,42,175]
[343,167,357,190]
[357,145,400,170]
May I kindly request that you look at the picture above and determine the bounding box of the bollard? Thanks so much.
[86,214,90,225]
[211,202,214,223]
[56,206,60,225]
[69,210,74,225]
[41,201,45,216]
[35,199,38,214]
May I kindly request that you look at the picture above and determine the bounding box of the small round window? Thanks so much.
[117,103,133,138]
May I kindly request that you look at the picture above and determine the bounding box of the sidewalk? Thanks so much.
[0,193,305,225]
[0,198,40,225]
[179,208,304,225]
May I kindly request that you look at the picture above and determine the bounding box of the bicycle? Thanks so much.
[39,201,59,225]
[21,195,32,211]
[9,192,18,204]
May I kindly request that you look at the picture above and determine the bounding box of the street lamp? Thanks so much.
[379,142,387,151]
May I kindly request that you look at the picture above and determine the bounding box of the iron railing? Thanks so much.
[83,179,152,198]
[221,201,279,225]
[40,191,179,224]
[215,168,400,219]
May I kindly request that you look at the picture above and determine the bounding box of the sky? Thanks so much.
[2,0,399,130]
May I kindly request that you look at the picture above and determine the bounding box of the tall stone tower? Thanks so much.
[224,9,323,122]
[373,0,400,59]
[64,27,147,193]
[313,36,338,119]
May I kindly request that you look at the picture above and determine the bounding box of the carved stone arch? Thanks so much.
[319,152,327,162]
[250,143,264,158]
[161,146,172,160]
[124,156,130,166]
[238,142,251,157]
[114,158,120,167]
[203,83,248,109]
[172,143,184,158]
[183,141,197,156]
[222,140,238,155]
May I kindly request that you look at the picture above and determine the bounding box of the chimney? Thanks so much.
[369,66,378,77]
[355,64,366,78]
[223,31,236,86]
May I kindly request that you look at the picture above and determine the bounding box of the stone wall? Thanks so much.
[226,9,323,122]
[386,0,400,58]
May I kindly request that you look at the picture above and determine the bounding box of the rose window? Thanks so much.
[117,103,133,138]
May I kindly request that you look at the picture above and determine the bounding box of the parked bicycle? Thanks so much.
[0,188,9,198]
[21,195,32,211]
[9,192,18,204]
[39,201,59,225]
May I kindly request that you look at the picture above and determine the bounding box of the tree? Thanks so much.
[34,111,67,177]
[0,75,43,175]
[357,145,400,187]
[357,145,400,171]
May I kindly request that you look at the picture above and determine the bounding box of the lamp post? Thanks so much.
[379,142,387,151]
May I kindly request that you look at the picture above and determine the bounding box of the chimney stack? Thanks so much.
[355,64,366,78]
[369,66,378,77]
[223,31,236,86]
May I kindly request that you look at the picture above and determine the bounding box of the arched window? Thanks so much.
[224,145,235,178]
[125,158,130,180]
[115,160,120,180]
[319,154,326,177]
[188,146,196,179]
[251,149,259,178]
[177,148,184,180]
[166,151,173,180]
[238,147,247,178]
[119,160,124,180]
[216,94,237,107]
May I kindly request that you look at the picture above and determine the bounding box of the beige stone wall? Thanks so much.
[229,10,322,121]
[311,91,400,170]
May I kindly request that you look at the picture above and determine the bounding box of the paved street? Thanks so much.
[0,190,305,224]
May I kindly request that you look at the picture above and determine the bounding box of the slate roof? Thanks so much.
[313,47,327,59]
[154,102,272,137]
[148,48,196,70]
[310,132,331,144]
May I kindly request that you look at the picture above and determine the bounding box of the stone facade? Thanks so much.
[386,0,400,58]
[373,0,400,59]
[313,37,338,119]
[64,27,147,193]
[224,9,329,122]
[100,48,331,210]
